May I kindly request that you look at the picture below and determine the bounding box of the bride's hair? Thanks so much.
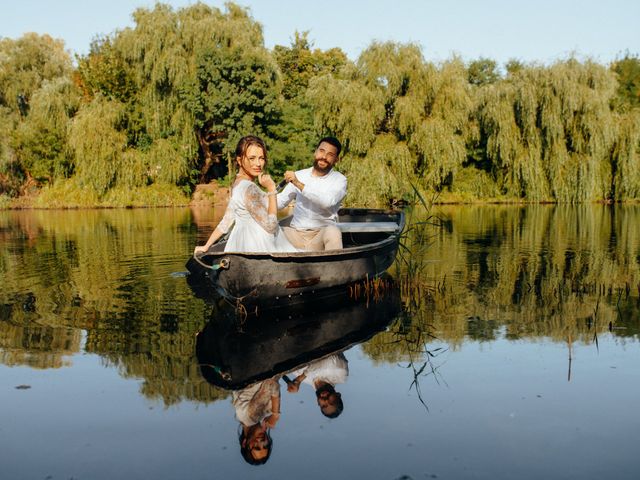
[235,135,268,170]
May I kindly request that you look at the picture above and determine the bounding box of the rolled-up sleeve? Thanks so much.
[277,183,297,210]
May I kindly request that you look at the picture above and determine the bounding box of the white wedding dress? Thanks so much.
[215,179,296,253]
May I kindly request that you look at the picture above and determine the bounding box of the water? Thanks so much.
[1,205,639,479]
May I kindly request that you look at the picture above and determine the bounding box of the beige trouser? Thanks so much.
[283,225,343,251]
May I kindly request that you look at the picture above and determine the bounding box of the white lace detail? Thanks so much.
[215,202,235,234]
[244,182,278,234]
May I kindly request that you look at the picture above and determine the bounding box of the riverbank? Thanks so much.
[0,182,230,210]
[1,182,638,209]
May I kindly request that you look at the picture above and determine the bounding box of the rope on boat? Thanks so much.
[193,255,230,271]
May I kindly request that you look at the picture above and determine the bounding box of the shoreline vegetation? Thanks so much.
[1,3,639,210]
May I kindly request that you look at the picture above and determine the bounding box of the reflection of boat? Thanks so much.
[186,208,404,306]
[195,289,401,390]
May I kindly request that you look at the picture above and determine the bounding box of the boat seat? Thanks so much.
[336,222,399,233]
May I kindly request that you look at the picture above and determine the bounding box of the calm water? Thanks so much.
[1,205,639,480]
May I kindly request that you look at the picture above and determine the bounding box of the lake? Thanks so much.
[1,205,639,479]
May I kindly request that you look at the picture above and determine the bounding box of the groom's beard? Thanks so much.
[313,159,332,174]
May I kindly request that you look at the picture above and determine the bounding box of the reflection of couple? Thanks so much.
[232,353,348,465]
[232,377,281,465]
[194,135,347,255]
[285,353,348,419]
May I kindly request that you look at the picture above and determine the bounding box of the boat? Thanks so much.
[186,208,405,306]
[195,287,401,389]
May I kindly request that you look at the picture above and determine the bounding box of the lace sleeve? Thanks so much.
[215,202,235,234]
[244,183,278,234]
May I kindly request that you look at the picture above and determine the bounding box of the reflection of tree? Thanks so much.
[0,208,229,405]
[1,205,639,406]
[0,323,81,369]
[364,310,447,410]
[363,205,640,364]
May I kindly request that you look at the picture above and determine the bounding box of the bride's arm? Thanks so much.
[244,183,278,234]
[194,203,235,254]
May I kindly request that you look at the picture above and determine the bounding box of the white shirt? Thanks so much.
[277,167,347,229]
[291,353,349,388]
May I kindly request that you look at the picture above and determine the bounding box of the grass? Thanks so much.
[4,181,191,209]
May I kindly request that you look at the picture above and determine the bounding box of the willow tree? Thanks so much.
[611,112,640,199]
[68,97,127,195]
[307,42,472,205]
[473,59,619,202]
[10,77,81,182]
[118,1,280,183]
[73,1,281,194]
[0,33,75,193]
[0,33,72,112]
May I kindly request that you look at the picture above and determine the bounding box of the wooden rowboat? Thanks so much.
[186,208,405,306]
[196,288,401,389]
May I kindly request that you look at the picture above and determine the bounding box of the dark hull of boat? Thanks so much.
[196,289,401,390]
[187,208,404,306]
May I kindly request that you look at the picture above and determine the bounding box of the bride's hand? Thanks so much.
[258,173,276,192]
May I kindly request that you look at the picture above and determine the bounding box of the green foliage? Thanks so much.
[266,99,317,176]
[273,31,347,100]
[308,43,472,203]
[34,179,189,208]
[76,36,137,102]
[472,58,620,202]
[611,53,640,111]
[0,33,72,111]
[68,97,127,195]
[10,78,81,181]
[467,57,501,86]
[611,112,640,199]
[187,43,280,155]
[2,7,640,207]
[505,58,525,77]
[268,31,348,177]
[0,33,77,192]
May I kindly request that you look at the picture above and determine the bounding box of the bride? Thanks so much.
[194,135,296,254]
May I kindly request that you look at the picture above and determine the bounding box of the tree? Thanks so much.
[269,32,348,175]
[0,33,72,112]
[611,53,640,111]
[307,42,472,205]
[474,59,619,201]
[72,2,283,190]
[273,31,347,100]
[11,77,80,182]
[467,57,501,86]
[184,38,281,181]
[0,33,77,192]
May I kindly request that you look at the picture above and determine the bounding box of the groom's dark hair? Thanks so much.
[316,136,342,156]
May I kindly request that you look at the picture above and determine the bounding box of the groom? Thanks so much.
[277,137,347,251]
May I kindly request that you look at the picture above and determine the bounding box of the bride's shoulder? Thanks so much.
[231,178,254,194]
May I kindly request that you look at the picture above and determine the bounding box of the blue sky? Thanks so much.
[1,0,638,65]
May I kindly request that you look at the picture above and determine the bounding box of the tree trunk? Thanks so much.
[196,128,226,183]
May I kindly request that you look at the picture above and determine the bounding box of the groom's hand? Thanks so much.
[284,171,304,190]
[284,171,297,183]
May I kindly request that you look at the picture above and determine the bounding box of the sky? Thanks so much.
[1,0,639,65]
